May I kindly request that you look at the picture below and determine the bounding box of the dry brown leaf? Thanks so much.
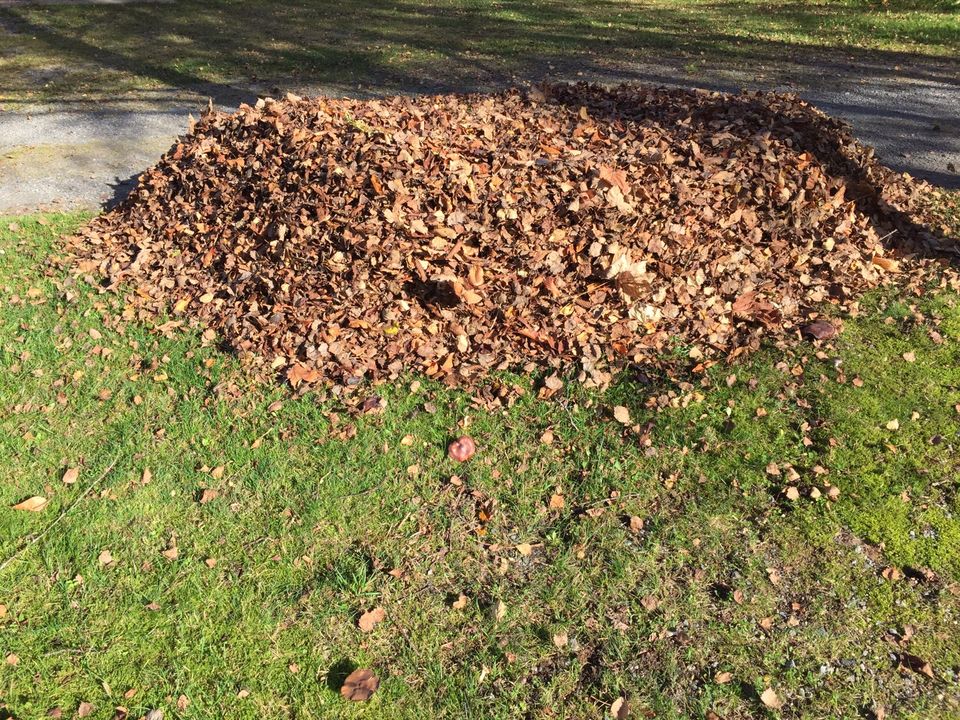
[760,688,783,709]
[610,697,630,719]
[198,488,219,504]
[612,406,631,425]
[451,593,469,610]
[62,467,80,485]
[358,607,386,633]
[11,496,48,512]
[900,652,935,679]
[341,668,379,701]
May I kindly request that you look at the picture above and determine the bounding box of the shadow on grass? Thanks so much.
[326,658,358,693]
[1,0,958,106]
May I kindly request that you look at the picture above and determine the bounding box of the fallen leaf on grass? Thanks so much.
[760,688,783,709]
[11,496,48,512]
[516,542,534,557]
[612,406,631,425]
[899,652,934,679]
[548,493,565,510]
[902,351,916,363]
[98,550,114,566]
[882,566,903,581]
[341,669,379,701]
[886,419,900,431]
[198,488,219,504]
[871,255,899,272]
[358,607,386,633]
[451,594,469,610]
[801,320,837,340]
[714,671,733,684]
[610,697,630,719]
[62,467,80,485]
[784,486,800,501]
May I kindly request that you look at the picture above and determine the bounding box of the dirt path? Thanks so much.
[1,55,957,214]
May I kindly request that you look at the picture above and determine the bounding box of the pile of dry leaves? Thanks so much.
[70,83,958,392]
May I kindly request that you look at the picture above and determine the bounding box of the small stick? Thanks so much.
[0,454,121,574]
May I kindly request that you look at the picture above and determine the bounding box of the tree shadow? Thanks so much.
[1,0,957,196]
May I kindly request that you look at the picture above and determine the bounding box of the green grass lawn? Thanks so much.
[1,0,958,105]
[1,210,959,718]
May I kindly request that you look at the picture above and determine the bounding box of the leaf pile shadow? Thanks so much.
[70,83,959,394]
